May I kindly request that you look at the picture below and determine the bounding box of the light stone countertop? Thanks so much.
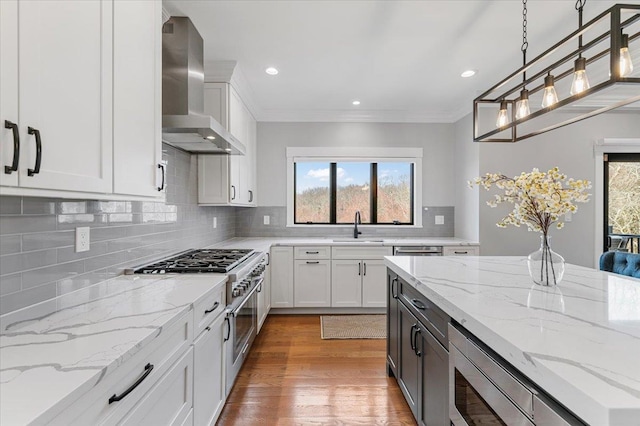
[385,255,640,426]
[0,274,227,426]
[208,237,479,252]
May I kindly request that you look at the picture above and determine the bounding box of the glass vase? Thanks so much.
[527,234,565,286]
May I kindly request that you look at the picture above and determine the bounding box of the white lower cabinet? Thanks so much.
[331,247,392,308]
[258,261,271,332]
[192,311,226,426]
[270,247,294,308]
[120,347,193,426]
[294,260,331,307]
[443,246,480,256]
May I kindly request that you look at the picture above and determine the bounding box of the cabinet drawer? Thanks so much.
[120,347,193,426]
[443,246,479,256]
[399,279,449,348]
[332,246,392,260]
[51,311,193,426]
[294,246,331,259]
[193,282,226,337]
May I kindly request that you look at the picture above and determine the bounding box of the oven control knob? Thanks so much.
[232,288,241,297]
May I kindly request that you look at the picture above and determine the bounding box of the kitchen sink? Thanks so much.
[332,238,384,243]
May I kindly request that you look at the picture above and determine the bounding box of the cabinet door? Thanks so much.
[229,155,242,205]
[398,302,419,419]
[246,112,257,206]
[361,259,387,308]
[0,0,19,187]
[387,272,400,378]
[294,260,331,307]
[270,247,294,308]
[228,85,246,144]
[120,347,193,426]
[331,260,362,307]
[193,313,226,426]
[417,326,449,426]
[203,83,229,129]
[18,0,113,193]
[198,155,230,204]
[258,263,271,332]
[113,0,162,197]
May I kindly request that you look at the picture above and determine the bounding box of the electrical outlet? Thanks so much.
[435,215,445,225]
[75,227,90,252]
[213,217,217,228]
[263,215,270,225]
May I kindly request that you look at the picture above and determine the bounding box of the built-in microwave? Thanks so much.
[449,323,585,426]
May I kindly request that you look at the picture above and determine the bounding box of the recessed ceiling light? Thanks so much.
[352,100,361,106]
[461,70,477,78]
[206,135,216,140]
[265,67,279,75]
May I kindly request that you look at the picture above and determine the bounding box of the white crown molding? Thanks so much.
[204,60,237,83]
[161,7,171,23]
[204,61,264,121]
[257,108,457,123]
[228,66,264,121]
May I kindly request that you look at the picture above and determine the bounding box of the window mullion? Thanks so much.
[330,163,337,223]
[371,163,377,224]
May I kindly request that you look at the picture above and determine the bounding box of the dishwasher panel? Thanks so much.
[393,246,443,256]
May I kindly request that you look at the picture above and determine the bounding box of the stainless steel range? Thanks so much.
[129,247,268,395]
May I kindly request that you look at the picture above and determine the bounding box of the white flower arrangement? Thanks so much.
[469,167,592,236]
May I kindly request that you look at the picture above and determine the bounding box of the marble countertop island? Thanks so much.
[0,274,227,425]
[385,255,640,426]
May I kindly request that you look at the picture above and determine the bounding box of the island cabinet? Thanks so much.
[389,270,450,426]
[331,246,392,308]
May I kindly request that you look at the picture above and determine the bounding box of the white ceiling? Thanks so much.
[163,0,623,123]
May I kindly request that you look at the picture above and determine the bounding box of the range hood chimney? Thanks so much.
[162,17,245,155]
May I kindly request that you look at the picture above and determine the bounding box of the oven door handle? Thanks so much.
[230,283,260,315]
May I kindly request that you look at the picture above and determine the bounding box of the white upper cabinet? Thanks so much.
[0,0,163,199]
[198,82,256,206]
[2,0,113,193]
[112,0,164,198]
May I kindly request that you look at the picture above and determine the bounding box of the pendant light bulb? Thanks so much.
[496,100,509,128]
[620,33,634,77]
[541,74,559,108]
[515,89,530,120]
[570,57,590,95]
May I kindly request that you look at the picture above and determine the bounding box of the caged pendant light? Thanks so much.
[474,2,640,143]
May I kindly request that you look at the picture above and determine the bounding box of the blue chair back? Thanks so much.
[599,251,640,278]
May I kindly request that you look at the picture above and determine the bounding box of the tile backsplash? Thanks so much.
[0,145,236,315]
[236,206,454,238]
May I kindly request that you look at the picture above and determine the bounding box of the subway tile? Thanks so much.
[0,283,57,315]
[21,260,85,290]
[0,197,22,215]
[91,225,128,242]
[0,249,58,276]
[0,235,21,255]
[22,198,57,215]
[57,201,87,214]
[57,241,108,263]
[0,215,57,235]
[22,231,74,252]
[84,251,127,273]
[57,270,111,296]
[0,273,21,296]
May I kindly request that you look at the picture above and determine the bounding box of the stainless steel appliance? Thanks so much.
[393,246,443,256]
[129,248,268,395]
[449,322,584,426]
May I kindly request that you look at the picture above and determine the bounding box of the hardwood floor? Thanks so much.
[217,315,416,425]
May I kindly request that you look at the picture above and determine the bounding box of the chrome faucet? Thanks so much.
[354,210,362,239]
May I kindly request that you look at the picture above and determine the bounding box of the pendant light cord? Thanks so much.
[575,0,586,55]
[521,0,528,83]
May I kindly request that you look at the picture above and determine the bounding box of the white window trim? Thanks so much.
[286,147,423,228]
[593,138,640,266]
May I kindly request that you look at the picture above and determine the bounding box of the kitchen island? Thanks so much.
[385,255,640,426]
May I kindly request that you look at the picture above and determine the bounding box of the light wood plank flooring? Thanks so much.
[217,315,416,425]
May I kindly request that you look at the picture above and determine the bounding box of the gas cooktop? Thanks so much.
[133,248,254,274]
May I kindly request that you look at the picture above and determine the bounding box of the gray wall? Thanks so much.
[453,113,479,242]
[256,122,456,207]
[476,110,640,268]
[0,145,237,315]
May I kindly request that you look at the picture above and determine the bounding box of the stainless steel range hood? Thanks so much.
[162,17,245,155]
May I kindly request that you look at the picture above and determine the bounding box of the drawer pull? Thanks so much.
[391,277,399,299]
[411,299,426,310]
[204,301,220,314]
[157,163,165,191]
[305,251,319,254]
[108,363,154,404]
[306,261,320,264]
[4,120,19,174]
[454,251,468,254]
